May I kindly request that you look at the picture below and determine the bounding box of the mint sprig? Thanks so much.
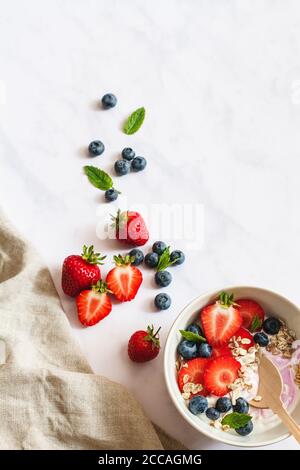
[179,330,206,343]
[221,412,252,429]
[84,165,114,191]
[156,247,176,272]
[123,107,145,135]
[249,315,263,332]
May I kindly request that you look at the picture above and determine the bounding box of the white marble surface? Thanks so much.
[1,0,300,450]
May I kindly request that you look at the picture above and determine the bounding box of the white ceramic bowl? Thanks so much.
[164,286,300,447]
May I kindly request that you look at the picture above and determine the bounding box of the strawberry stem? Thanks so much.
[81,245,106,265]
[218,291,238,308]
[91,280,112,294]
[145,325,161,348]
[113,254,135,266]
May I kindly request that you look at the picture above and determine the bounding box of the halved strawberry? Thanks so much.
[178,358,211,396]
[232,327,255,350]
[200,291,242,346]
[106,254,143,302]
[236,299,265,331]
[76,280,112,327]
[203,356,241,396]
[211,344,232,359]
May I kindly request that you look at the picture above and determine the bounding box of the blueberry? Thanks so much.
[253,332,269,347]
[198,343,212,358]
[189,396,208,415]
[233,397,249,414]
[215,397,232,413]
[170,250,185,266]
[122,147,135,161]
[129,249,144,266]
[263,317,281,335]
[114,159,130,176]
[205,407,220,421]
[155,270,172,287]
[177,340,198,359]
[105,188,119,202]
[131,156,147,172]
[101,93,117,109]
[152,241,167,255]
[235,420,253,436]
[154,293,171,310]
[88,140,105,157]
[144,252,159,268]
[186,324,203,336]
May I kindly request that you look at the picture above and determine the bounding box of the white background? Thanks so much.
[0,0,300,450]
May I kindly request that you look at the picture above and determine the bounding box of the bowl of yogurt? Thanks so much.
[164,286,300,447]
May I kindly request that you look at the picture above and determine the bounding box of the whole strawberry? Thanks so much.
[128,325,161,362]
[62,245,106,297]
[113,210,149,246]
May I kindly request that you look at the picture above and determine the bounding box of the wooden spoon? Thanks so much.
[249,353,300,444]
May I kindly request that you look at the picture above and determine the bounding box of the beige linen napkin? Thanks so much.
[0,209,183,450]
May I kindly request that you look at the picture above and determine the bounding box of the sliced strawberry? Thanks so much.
[106,254,143,302]
[200,291,242,346]
[232,327,255,350]
[204,356,241,396]
[211,344,232,359]
[236,299,265,331]
[76,280,112,327]
[178,358,211,396]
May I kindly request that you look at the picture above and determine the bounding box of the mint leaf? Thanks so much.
[221,412,252,429]
[249,315,262,332]
[156,247,176,272]
[84,166,113,191]
[123,107,145,135]
[179,330,206,343]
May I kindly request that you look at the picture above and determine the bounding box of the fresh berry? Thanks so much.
[128,248,144,266]
[211,345,232,359]
[198,343,212,358]
[154,293,171,310]
[113,210,149,246]
[131,156,147,172]
[233,327,255,350]
[152,241,167,255]
[253,331,269,347]
[114,159,130,176]
[101,93,117,109]
[88,140,105,157]
[128,325,160,362]
[177,340,198,359]
[203,356,241,396]
[106,254,143,302]
[61,245,106,297]
[215,397,232,413]
[188,396,208,415]
[105,188,119,202]
[76,280,112,327]
[206,407,220,421]
[233,397,249,414]
[155,270,172,287]
[186,324,203,336]
[178,358,211,396]
[235,420,253,436]
[263,317,281,335]
[200,292,242,346]
[144,252,159,268]
[236,299,265,331]
[122,147,135,161]
[170,250,185,265]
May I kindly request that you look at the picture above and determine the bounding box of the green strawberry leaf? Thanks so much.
[123,107,145,135]
[179,330,206,343]
[221,412,252,429]
[156,247,177,272]
[249,315,263,332]
[84,165,113,191]
[218,291,238,308]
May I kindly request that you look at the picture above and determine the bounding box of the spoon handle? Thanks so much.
[274,405,300,444]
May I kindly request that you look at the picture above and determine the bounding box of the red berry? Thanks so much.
[236,299,265,331]
[211,344,232,359]
[204,356,241,396]
[76,281,112,327]
[128,325,161,362]
[177,358,212,396]
[113,210,149,246]
[233,327,255,350]
[106,254,143,302]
